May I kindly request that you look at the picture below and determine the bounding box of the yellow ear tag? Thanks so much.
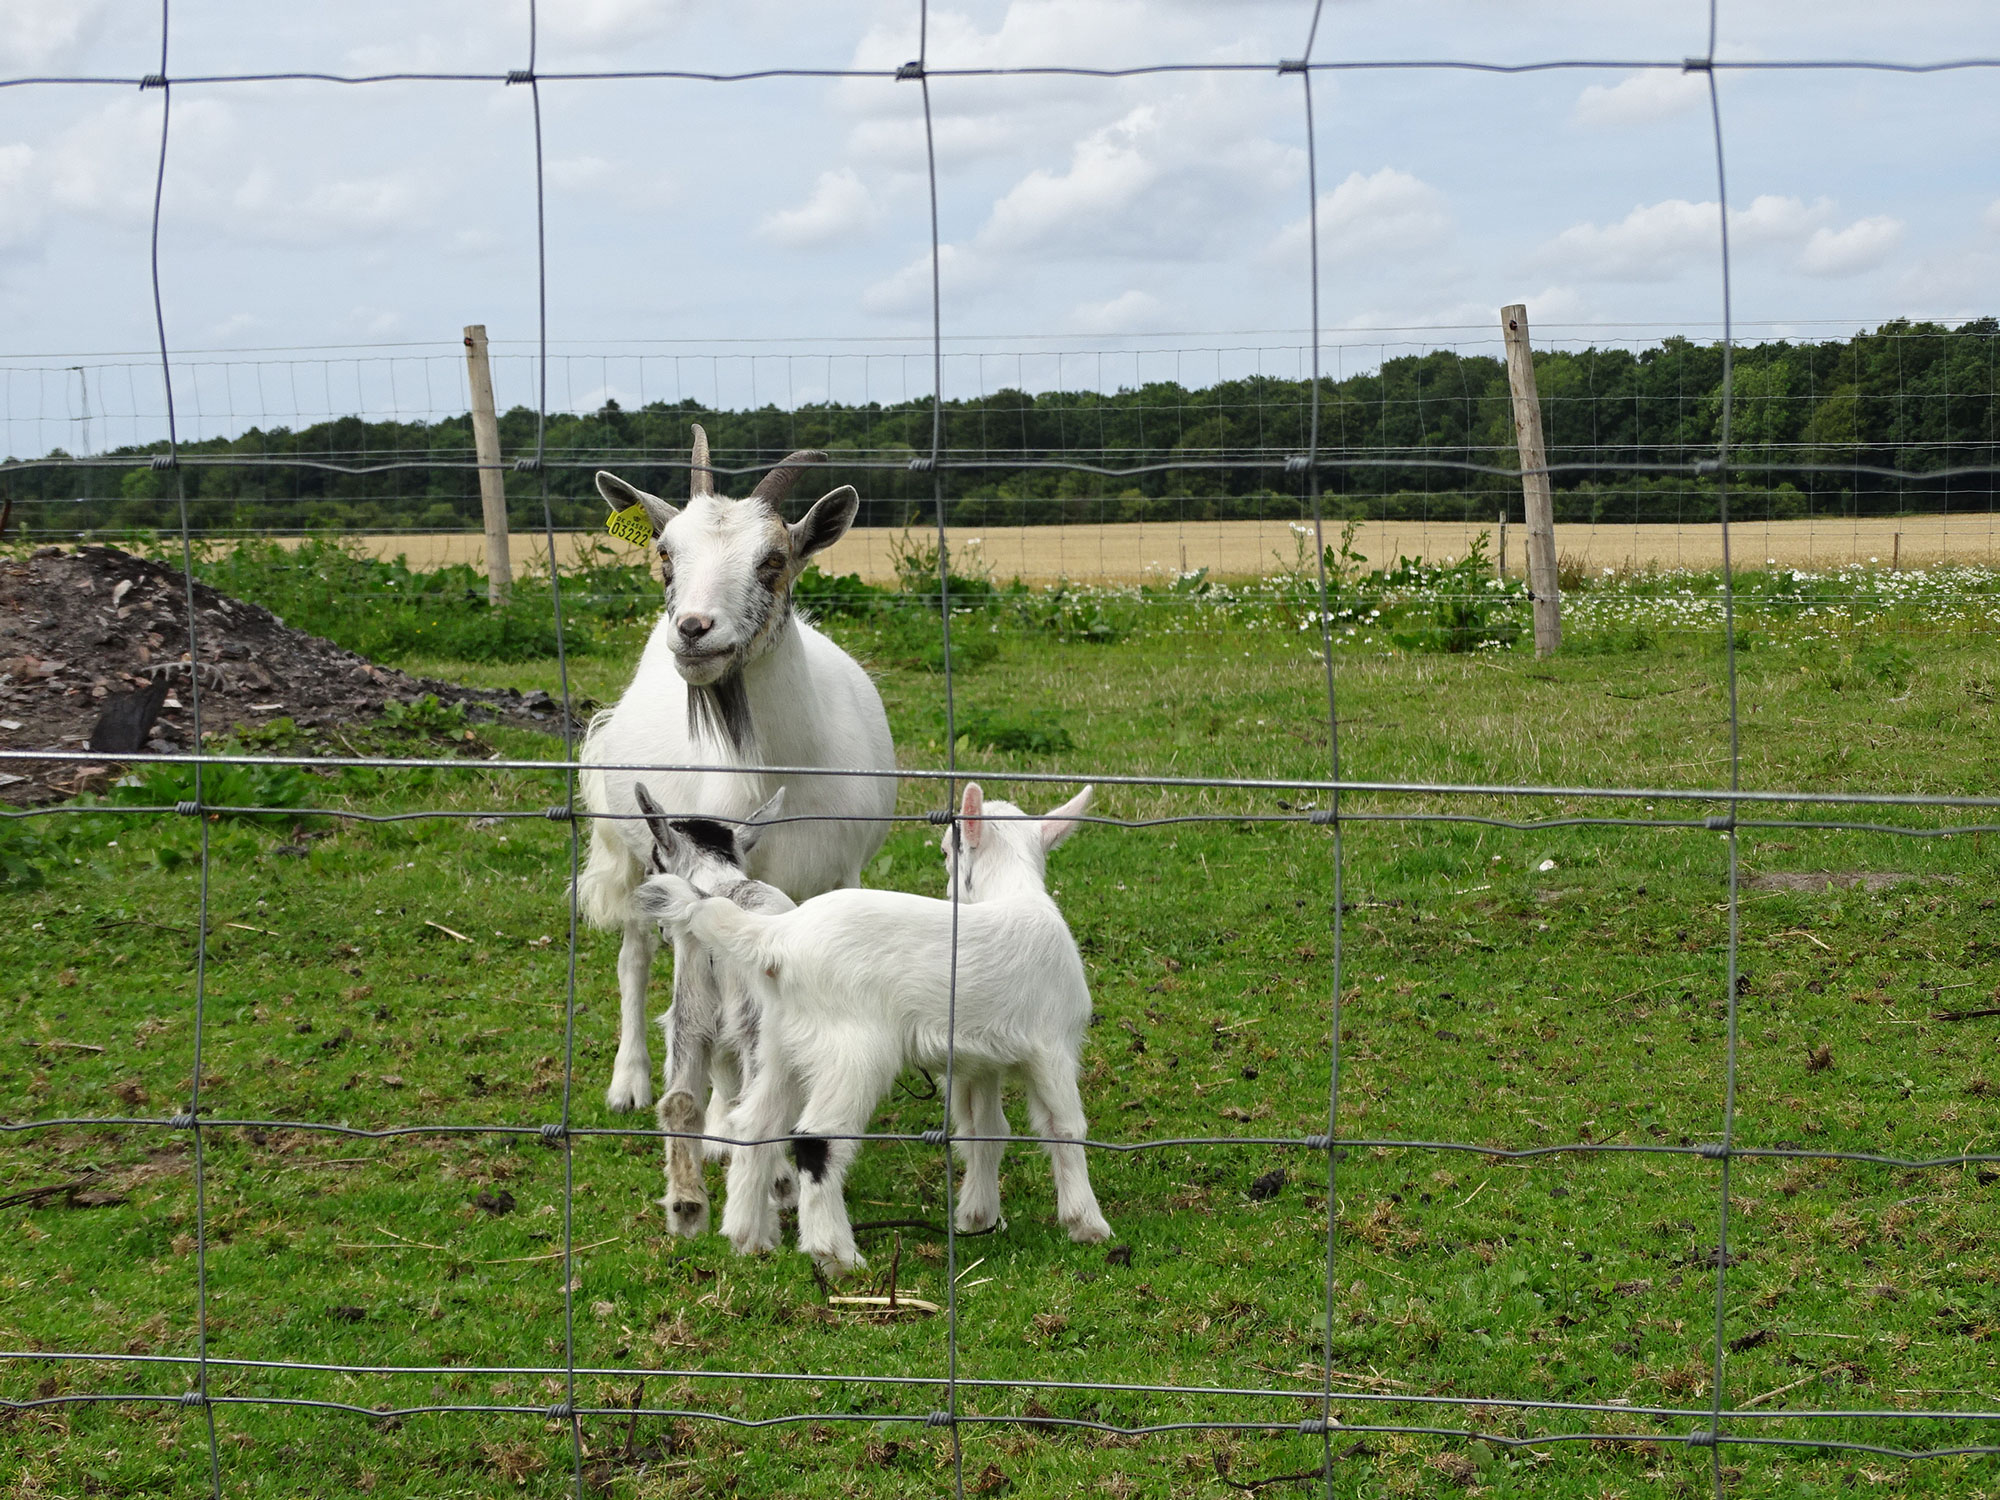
[605,503,654,548]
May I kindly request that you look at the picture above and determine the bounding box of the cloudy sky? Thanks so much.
[2,0,1997,444]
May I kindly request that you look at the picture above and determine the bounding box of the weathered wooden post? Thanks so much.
[1501,304,1560,656]
[463,324,513,605]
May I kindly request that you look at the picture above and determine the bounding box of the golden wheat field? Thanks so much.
[316,513,1999,584]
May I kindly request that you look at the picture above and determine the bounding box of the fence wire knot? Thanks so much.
[1695,1141,1729,1160]
[512,457,541,473]
[906,455,935,473]
[544,1402,573,1421]
[921,1127,949,1147]
[177,1390,205,1408]
[923,1410,954,1428]
[1298,1416,1334,1435]
[1277,58,1308,75]
[139,74,167,91]
[1301,1134,1332,1152]
[544,806,573,822]
[1687,1429,1720,1448]
[1704,813,1735,831]
[174,800,201,817]
[538,1123,567,1143]
[1283,454,1311,475]
[1683,56,1715,73]
[1691,457,1724,475]
[1308,809,1337,826]
[926,809,953,826]
[168,1111,198,1130]
[149,453,177,470]
[896,60,925,80]
[506,69,534,85]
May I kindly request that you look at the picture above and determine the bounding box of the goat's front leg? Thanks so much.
[1024,1053,1111,1245]
[657,977,716,1238]
[606,920,659,1112]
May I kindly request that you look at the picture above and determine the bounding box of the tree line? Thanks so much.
[3,318,1994,539]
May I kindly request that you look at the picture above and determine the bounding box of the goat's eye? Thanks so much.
[759,551,787,576]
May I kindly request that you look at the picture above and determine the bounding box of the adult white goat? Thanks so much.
[578,425,897,1153]
[637,782,1111,1274]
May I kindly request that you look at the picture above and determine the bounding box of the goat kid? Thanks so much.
[629,785,799,1238]
[637,783,1110,1273]
[579,425,897,1117]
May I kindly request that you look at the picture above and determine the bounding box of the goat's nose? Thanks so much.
[676,613,715,643]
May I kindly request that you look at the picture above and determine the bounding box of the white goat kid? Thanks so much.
[578,425,897,1155]
[637,783,1111,1273]
[629,784,801,1235]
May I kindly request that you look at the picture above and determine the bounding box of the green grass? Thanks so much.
[6,568,2000,1498]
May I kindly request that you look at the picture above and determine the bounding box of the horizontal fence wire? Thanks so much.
[6,4,2000,1498]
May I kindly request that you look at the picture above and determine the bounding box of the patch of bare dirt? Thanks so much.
[1743,871,1929,894]
[1,544,574,805]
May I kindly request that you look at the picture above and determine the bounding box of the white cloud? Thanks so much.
[862,243,978,317]
[1571,69,1707,129]
[0,0,111,70]
[1072,289,1162,334]
[1798,215,1903,276]
[0,142,39,250]
[1269,167,1453,267]
[1537,198,1719,282]
[1536,194,1902,282]
[1982,198,2000,236]
[227,165,428,246]
[547,155,616,193]
[757,168,876,249]
[539,0,691,49]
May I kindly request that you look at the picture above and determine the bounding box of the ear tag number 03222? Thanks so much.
[605,504,654,548]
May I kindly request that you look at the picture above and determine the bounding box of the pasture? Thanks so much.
[5,554,1999,1498]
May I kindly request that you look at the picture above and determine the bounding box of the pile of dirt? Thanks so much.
[1,544,578,806]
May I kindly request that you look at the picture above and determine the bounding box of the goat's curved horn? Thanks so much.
[748,449,829,507]
[689,424,716,500]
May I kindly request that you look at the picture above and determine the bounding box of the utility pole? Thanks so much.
[1501,304,1560,656]
[463,324,513,605]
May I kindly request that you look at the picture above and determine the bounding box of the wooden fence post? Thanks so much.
[1497,511,1508,579]
[463,324,513,606]
[1501,304,1560,656]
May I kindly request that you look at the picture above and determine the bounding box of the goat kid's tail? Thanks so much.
[635,877,786,977]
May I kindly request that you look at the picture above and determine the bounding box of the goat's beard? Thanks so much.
[687,673,755,758]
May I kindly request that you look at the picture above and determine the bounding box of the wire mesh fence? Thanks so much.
[6,3,2000,1497]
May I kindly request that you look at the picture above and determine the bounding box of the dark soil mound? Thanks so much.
[1,545,576,806]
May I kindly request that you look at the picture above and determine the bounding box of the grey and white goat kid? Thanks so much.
[579,425,897,1116]
[637,783,1111,1273]
[629,785,799,1238]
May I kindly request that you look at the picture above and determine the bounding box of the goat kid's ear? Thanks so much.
[631,782,681,875]
[958,781,985,850]
[595,471,678,537]
[1038,784,1095,852]
[788,485,860,561]
[736,787,787,860]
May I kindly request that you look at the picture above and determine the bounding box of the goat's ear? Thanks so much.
[736,787,787,860]
[596,471,678,537]
[789,485,860,561]
[1038,784,1095,852]
[959,781,985,850]
[631,782,681,875]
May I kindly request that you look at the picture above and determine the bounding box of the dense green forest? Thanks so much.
[3,318,1995,538]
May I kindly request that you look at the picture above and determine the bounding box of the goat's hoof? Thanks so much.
[1063,1213,1112,1245]
[807,1245,865,1275]
[666,1199,711,1237]
[953,1205,1001,1234]
[605,1077,654,1113]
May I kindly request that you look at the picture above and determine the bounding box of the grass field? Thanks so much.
[5,558,2000,1498]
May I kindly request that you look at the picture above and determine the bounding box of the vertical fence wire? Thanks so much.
[913,4,968,1488]
[145,0,223,1490]
[1698,4,1747,1488]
